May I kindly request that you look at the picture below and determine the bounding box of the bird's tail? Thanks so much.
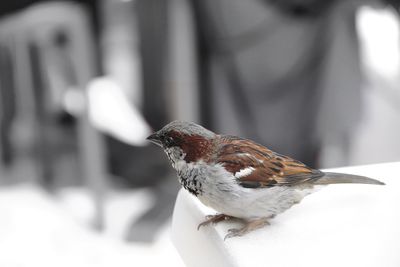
[314,172,385,186]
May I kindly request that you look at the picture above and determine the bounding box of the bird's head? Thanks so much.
[147,121,216,164]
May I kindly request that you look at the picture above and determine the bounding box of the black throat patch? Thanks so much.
[177,167,203,197]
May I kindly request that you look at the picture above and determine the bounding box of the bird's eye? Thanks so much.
[165,136,174,146]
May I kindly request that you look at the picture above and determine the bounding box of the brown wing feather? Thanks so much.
[215,135,323,188]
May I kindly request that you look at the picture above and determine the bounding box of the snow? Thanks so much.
[0,185,184,267]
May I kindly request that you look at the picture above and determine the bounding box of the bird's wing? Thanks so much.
[215,135,323,188]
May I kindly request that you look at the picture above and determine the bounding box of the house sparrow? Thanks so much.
[147,121,384,240]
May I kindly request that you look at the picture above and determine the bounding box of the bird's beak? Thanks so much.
[146,132,162,147]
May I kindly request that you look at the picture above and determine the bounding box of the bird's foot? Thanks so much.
[224,217,270,240]
[197,214,233,230]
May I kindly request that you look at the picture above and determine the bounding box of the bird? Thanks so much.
[147,121,384,240]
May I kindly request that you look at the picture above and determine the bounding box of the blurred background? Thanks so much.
[0,0,399,266]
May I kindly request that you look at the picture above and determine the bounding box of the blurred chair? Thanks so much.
[0,42,16,166]
[0,1,107,229]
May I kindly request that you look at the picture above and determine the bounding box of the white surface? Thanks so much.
[172,162,400,267]
[0,185,184,267]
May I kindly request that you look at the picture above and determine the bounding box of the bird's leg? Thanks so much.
[197,214,233,230]
[224,217,270,240]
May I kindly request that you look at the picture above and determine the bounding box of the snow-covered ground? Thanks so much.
[0,185,184,267]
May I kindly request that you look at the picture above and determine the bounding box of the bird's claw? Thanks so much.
[224,228,243,240]
[197,221,210,230]
[197,214,232,230]
[223,218,271,241]
[227,228,239,234]
[204,215,215,220]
